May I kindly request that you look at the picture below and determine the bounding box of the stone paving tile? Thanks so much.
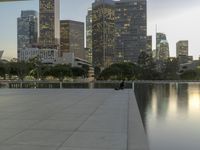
[58,147,125,150]
[0,144,57,150]
[48,113,89,121]
[0,113,17,120]
[0,89,147,150]
[78,117,127,133]
[4,130,73,147]
[0,129,23,143]
[30,120,83,131]
[0,119,39,130]
[63,132,127,149]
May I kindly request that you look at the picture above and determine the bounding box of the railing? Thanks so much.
[6,81,133,89]
[1,80,200,89]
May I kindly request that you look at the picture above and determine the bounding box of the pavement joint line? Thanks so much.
[0,89,130,150]
[0,91,97,146]
[55,91,117,150]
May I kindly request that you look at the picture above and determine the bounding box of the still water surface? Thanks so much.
[135,83,200,150]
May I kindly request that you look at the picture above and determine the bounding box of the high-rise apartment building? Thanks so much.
[39,0,60,48]
[86,8,93,64]
[60,20,85,59]
[92,0,115,68]
[176,40,189,57]
[17,10,38,60]
[115,0,147,63]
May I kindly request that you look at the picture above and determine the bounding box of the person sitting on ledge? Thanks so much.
[115,80,125,90]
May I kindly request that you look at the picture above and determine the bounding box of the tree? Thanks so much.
[162,58,179,80]
[137,52,160,80]
[82,64,89,77]
[0,63,6,79]
[99,62,140,80]
[180,70,197,80]
[138,51,153,69]
[195,67,200,80]
[8,61,30,81]
[94,66,101,79]
[49,65,72,81]
[71,67,86,78]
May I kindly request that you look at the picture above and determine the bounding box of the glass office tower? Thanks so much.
[115,0,147,63]
[60,20,85,59]
[17,10,38,60]
[176,40,189,57]
[39,0,60,48]
[92,0,115,68]
[86,8,93,64]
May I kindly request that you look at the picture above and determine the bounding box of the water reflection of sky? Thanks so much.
[135,83,200,150]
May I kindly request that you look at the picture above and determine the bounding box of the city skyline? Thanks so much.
[0,0,200,59]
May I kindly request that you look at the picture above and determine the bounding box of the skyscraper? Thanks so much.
[147,35,152,56]
[92,0,115,68]
[176,40,189,57]
[86,8,92,51]
[156,33,167,60]
[115,0,147,63]
[39,0,60,48]
[86,8,93,64]
[17,10,38,60]
[60,20,85,59]
[157,40,170,61]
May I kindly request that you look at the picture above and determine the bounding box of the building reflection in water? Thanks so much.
[135,83,200,150]
[176,84,189,116]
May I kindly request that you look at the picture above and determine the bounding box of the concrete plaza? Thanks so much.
[0,89,148,150]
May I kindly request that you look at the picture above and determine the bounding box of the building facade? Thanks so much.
[39,0,60,48]
[115,0,147,63]
[86,8,93,64]
[17,10,38,60]
[176,40,188,57]
[19,48,58,64]
[60,20,85,59]
[147,35,152,56]
[92,0,115,68]
[156,33,167,60]
[157,40,170,61]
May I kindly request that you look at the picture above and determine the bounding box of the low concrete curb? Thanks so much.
[128,91,149,150]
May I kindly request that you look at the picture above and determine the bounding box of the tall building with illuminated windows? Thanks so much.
[17,10,38,60]
[115,0,147,63]
[176,40,189,57]
[92,0,115,68]
[60,20,85,59]
[39,0,60,48]
[86,8,93,64]
[156,32,167,59]
[157,40,170,61]
[147,35,152,56]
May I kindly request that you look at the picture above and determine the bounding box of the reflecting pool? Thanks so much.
[135,83,200,150]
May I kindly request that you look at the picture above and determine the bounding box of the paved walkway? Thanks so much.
[0,89,148,150]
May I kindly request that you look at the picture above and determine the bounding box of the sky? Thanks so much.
[0,0,200,59]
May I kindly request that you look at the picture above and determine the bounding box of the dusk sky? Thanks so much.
[0,0,200,59]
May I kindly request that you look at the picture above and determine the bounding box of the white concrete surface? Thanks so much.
[0,89,148,150]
